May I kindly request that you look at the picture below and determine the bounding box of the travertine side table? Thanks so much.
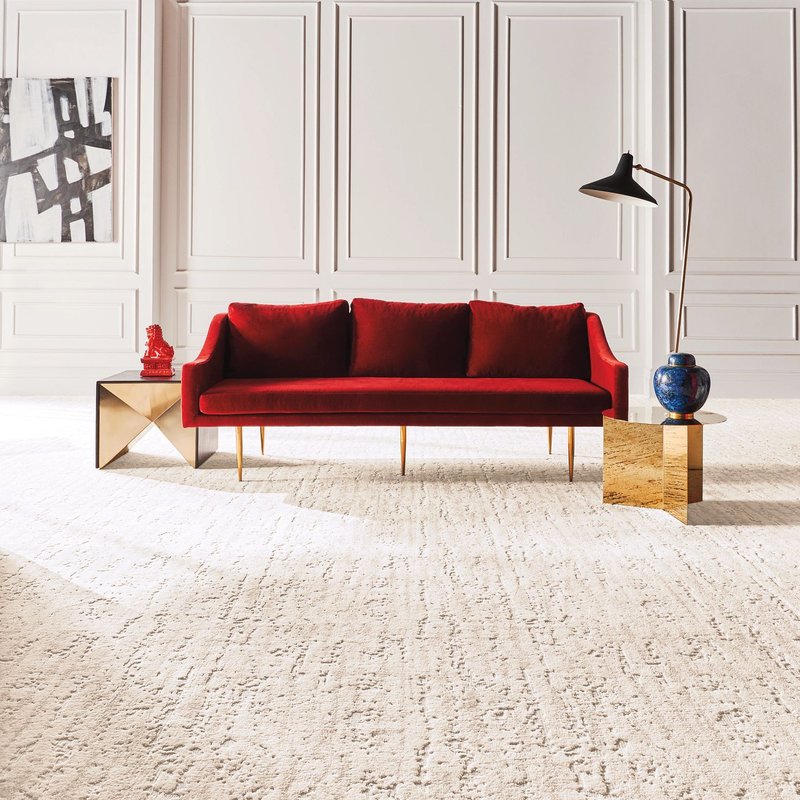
[96,370,217,468]
[603,407,726,524]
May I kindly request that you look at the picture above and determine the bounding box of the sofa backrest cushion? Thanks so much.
[467,300,590,379]
[350,298,470,377]
[226,300,350,378]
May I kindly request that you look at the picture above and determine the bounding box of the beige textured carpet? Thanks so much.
[1,397,799,799]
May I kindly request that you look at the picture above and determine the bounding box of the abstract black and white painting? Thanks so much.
[0,77,112,242]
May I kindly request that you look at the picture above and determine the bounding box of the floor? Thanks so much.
[1,397,799,799]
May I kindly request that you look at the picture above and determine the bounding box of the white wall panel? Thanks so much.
[180,3,318,271]
[675,4,797,270]
[675,292,800,354]
[653,0,800,396]
[495,2,636,273]
[1,289,135,352]
[0,0,158,393]
[335,2,476,273]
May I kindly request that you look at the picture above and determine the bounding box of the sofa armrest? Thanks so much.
[181,313,229,426]
[587,312,628,420]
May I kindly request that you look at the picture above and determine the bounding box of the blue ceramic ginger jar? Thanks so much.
[653,352,710,418]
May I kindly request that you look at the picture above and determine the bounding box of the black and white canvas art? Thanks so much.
[0,77,112,242]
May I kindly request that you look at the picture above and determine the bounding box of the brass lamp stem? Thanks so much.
[633,164,693,353]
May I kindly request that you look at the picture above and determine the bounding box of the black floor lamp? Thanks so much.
[579,153,710,419]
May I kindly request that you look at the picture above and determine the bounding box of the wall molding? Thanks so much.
[0,0,159,394]
[177,1,319,272]
[334,1,477,273]
[4,0,793,396]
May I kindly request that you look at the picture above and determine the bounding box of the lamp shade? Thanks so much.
[579,152,657,207]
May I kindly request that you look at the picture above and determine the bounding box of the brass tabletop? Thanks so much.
[625,406,726,426]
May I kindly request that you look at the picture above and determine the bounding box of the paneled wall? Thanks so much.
[160,0,653,393]
[1,0,798,396]
[0,0,159,393]
[651,0,800,396]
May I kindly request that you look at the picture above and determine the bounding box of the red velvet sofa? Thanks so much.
[182,298,628,481]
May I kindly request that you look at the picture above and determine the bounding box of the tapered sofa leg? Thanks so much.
[547,426,553,455]
[400,426,407,476]
[236,426,243,482]
[260,426,265,455]
[567,426,574,482]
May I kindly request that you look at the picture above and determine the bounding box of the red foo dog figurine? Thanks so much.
[140,324,175,377]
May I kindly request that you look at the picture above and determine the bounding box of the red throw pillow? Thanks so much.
[350,298,470,377]
[226,300,350,378]
[467,300,590,379]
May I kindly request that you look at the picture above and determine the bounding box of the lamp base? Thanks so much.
[653,353,710,417]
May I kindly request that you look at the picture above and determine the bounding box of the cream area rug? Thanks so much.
[1,397,799,800]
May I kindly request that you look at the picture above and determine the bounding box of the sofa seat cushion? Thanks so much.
[350,298,470,377]
[198,377,612,416]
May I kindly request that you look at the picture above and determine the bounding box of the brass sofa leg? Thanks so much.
[548,426,553,455]
[260,426,265,455]
[400,426,407,476]
[567,426,574,482]
[236,426,243,482]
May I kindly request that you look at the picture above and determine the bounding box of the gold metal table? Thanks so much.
[96,370,217,468]
[603,407,726,524]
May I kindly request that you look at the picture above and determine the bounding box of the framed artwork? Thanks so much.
[0,77,113,243]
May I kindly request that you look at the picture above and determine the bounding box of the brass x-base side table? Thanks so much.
[96,370,217,469]
[603,407,726,524]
